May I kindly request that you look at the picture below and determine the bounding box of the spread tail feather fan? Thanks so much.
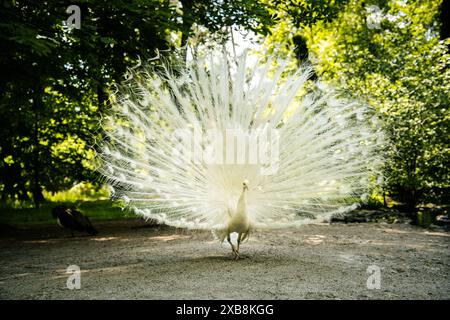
[98,51,384,231]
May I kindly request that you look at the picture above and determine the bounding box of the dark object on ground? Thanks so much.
[0,223,21,237]
[51,205,98,236]
[435,215,450,226]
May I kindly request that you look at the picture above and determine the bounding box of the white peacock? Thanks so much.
[98,51,384,259]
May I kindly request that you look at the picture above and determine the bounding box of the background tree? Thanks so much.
[300,0,449,212]
[2,0,448,214]
[0,0,273,207]
[260,0,349,62]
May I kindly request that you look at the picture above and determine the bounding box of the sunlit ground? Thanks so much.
[0,220,449,299]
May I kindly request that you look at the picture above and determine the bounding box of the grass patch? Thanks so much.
[0,200,135,226]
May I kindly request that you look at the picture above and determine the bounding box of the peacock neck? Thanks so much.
[236,187,248,216]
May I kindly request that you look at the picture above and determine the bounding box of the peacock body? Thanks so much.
[98,51,384,258]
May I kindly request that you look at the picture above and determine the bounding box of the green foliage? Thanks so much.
[0,200,132,225]
[259,0,349,63]
[0,0,96,205]
[315,0,449,209]
[0,0,273,207]
[1,0,447,213]
[181,0,273,45]
[271,0,349,27]
[43,182,110,203]
[267,0,449,210]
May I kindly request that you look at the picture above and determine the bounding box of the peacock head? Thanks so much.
[243,180,249,191]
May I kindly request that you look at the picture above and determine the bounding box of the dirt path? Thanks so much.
[0,220,449,299]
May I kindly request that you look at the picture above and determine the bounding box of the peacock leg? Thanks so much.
[241,230,249,242]
[236,233,242,254]
[227,233,237,258]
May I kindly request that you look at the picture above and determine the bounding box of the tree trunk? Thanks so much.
[97,86,108,110]
[439,0,450,41]
[407,188,417,216]
[32,94,44,208]
[180,0,194,61]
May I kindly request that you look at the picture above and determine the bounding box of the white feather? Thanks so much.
[98,52,384,232]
